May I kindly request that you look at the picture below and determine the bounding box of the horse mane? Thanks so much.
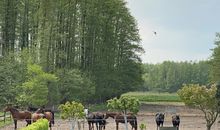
[10,107,19,112]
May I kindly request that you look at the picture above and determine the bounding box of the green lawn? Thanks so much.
[122,92,181,103]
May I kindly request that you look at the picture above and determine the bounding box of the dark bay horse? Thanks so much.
[4,106,32,129]
[172,114,180,130]
[155,113,165,130]
[27,106,55,125]
[105,112,137,130]
[87,112,106,130]
[32,108,53,128]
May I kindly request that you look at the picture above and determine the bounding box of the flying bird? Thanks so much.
[153,31,157,35]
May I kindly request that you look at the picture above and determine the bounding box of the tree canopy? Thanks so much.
[0,0,144,105]
[177,84,218,130]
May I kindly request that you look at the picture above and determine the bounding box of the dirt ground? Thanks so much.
[1,104,220,130]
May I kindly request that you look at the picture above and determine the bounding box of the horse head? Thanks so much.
[35,108,45,113]
[155,113,165,127]
[4,106,11,112]
[4,105,17,112]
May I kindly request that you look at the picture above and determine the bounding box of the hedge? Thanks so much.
[21,119,48,130]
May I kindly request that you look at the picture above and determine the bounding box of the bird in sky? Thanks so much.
[153,31,157,35]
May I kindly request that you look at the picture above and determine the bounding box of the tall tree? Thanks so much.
[210,33,220,83]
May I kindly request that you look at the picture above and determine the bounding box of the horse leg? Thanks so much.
[14,119,17,129]
[116,122,119,130]
[26,119,31,126]
[96,122,98,130]
[49,120,52,128]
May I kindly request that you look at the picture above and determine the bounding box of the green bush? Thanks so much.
[20,119,48,130]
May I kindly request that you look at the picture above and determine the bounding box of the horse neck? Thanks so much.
[106,112,117,119]
[8,108,19,116]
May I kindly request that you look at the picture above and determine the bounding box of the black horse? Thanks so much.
[155,113,165,130]
[172,114,180,129]
[87,112,106,130]
[27,106,55,125]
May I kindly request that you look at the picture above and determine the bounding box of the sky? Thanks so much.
[125,0,220,64]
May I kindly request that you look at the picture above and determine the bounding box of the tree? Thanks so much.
[177,84,218,130]
[107,96,140,130]
[142,61,210,92]
[58,101,85,130]
[0,55,26,105]
[56,69,95,103]
[17,64,57,107]
[210,33,220,83]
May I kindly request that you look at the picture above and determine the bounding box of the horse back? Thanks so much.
[14,111,32,120]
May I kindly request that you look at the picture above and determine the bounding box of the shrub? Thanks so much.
[21,119,48,130]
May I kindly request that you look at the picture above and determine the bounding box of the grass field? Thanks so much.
[122,92,181,103]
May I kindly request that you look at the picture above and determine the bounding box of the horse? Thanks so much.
[87,112,106,130]
[172,114,180,130]
[105,112,137,130]
[155,113,165,130]
[27,106,55,125]
[4,106,32,129]
[32,108,53,128]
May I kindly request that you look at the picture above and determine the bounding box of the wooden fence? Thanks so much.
[0,112,11,123]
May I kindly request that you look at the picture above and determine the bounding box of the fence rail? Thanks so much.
[0,112,11,123]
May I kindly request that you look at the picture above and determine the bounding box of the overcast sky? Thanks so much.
[125,0,220,64]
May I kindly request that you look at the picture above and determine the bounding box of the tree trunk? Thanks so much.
[206,124,211,130]
[123,113,128,130]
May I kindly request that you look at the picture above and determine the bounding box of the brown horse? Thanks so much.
[105,112,137,130]
[32,108,53,128]
[4,106,32,129]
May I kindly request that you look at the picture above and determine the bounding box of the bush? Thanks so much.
[21,119,48,130]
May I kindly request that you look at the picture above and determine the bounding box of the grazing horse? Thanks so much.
[105,112,137,130]
[4,106,32,129]
[172,114,180,130]
[155,113,165,130]
[87,112,106,130]
[27,106,55,125]
[32,108,53,128]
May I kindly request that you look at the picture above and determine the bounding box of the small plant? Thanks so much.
[139,123,147,130]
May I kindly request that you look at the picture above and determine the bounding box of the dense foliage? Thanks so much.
[210,33,220,83]
[142,61,210,92]
[58,101,85,120]
[178,84,218,130]
[0,0,144,105]
[107,96,140,114]
[21,119,49,130]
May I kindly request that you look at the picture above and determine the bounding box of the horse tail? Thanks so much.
[134,116,138,130]
[51,111,55,125]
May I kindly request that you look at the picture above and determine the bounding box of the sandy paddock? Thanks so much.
[1,104,220,130]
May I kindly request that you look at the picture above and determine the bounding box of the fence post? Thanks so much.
[4,111,6,123]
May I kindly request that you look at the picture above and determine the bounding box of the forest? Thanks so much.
[0,0,220,108]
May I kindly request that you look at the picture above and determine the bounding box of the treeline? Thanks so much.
[0,0,144,106]
[142,61,211,92]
